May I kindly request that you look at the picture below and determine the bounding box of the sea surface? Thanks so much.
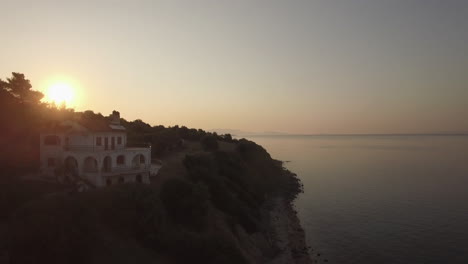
[246,135,468,264]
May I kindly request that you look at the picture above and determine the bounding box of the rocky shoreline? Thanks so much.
[268,197,313,264]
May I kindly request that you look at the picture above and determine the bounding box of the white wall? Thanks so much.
[40,128,149,187]
[63,131,126,150]
[40,133,63,176]
[91,132,127,150]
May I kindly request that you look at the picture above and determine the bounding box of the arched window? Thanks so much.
[83,157,98,173]
[44,135,61,146]
[132,154,145,168]
[102,156,112,172]
[64,156,78,175]
[117,155,125,165]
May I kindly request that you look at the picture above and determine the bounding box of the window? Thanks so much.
[117,155,125,165]
[47,158,55,167]
[106,179,112,186]
[44,135,60,146]
[83,157,98,173]
[118,177,125,184]
[96,137,102,146]
[117,136,122,144]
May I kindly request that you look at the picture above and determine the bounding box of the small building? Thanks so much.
[40,111,151,187]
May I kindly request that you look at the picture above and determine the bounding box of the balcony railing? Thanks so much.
[63,144,151,152]
[126,143,152,149]
[101,164,151,175]
[64,145,100,151]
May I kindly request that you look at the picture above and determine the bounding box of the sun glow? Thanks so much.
[45,82,75,106]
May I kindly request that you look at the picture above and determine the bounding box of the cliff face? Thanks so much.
[5,139,311,264]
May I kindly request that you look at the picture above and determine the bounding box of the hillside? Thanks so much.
[2,138,310,264]
[0,73,312,263]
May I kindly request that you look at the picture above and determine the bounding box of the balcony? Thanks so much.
[64,145,100,151]
[63,143,151,152]
[101,164,151,176]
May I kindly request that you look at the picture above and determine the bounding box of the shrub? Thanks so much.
[160,178,210,230]
[222,133,233,142]
[99,184,166,242]
[0,175,62,220]
[8,194,98,264]
[201,135,219,151]
[183,153,261,233]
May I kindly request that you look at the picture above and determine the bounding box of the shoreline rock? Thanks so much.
[267,197,312,264]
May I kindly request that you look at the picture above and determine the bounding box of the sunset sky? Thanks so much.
[1,0,467,134]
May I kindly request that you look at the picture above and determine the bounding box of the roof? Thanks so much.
[76,118,126,132]
[109,124,126,131]
[41,123,74,133]
[41,119,126,134]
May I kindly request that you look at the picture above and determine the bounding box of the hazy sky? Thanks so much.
[1,0,467,134]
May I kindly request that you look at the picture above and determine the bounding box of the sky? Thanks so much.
[1,0,467,134]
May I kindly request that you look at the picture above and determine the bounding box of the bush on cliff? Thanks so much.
[0,174,62,220]
[160,178,210,231]
[7,184,249,264]
[184,153,262,234]
[201,134,219,151]
[8,194,99,264]
[237,139,303,201]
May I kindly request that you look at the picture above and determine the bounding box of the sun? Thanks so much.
[46,82,75,106]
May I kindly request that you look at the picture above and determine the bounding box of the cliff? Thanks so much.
[0,75,312,263]
[2,138,311,264]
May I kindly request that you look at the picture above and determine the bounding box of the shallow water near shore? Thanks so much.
[246,135,468,264]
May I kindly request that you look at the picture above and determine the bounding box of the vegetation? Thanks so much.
[7,184,249,264]
[0,72,303,264]
[160,178,210,230]
[0,72,229,174]
[201,134,219,151]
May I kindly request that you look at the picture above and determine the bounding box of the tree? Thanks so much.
[0,78,11,100]
[223,133,233,142]
[201,135,219,151]
[3,72,43,103]
[0,78,7,90]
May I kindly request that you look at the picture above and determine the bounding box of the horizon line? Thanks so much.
[237,133,468,137]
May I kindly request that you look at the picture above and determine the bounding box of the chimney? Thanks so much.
[110,110,120,125]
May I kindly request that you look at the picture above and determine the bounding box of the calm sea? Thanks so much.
[246,135,468,264]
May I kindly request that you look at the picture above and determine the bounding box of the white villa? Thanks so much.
[39,111,151,187]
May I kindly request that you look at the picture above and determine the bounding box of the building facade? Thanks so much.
[40,111,151,187]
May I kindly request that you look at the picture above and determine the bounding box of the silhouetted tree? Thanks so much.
[2,72,43,103]
[201,135,219,151]
[223,133,233,142]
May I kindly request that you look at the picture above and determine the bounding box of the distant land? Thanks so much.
[210,129,468,137]
[209,129,290,137]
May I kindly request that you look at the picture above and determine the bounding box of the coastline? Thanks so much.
[268,197,312,264]
[2,137,313,264]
